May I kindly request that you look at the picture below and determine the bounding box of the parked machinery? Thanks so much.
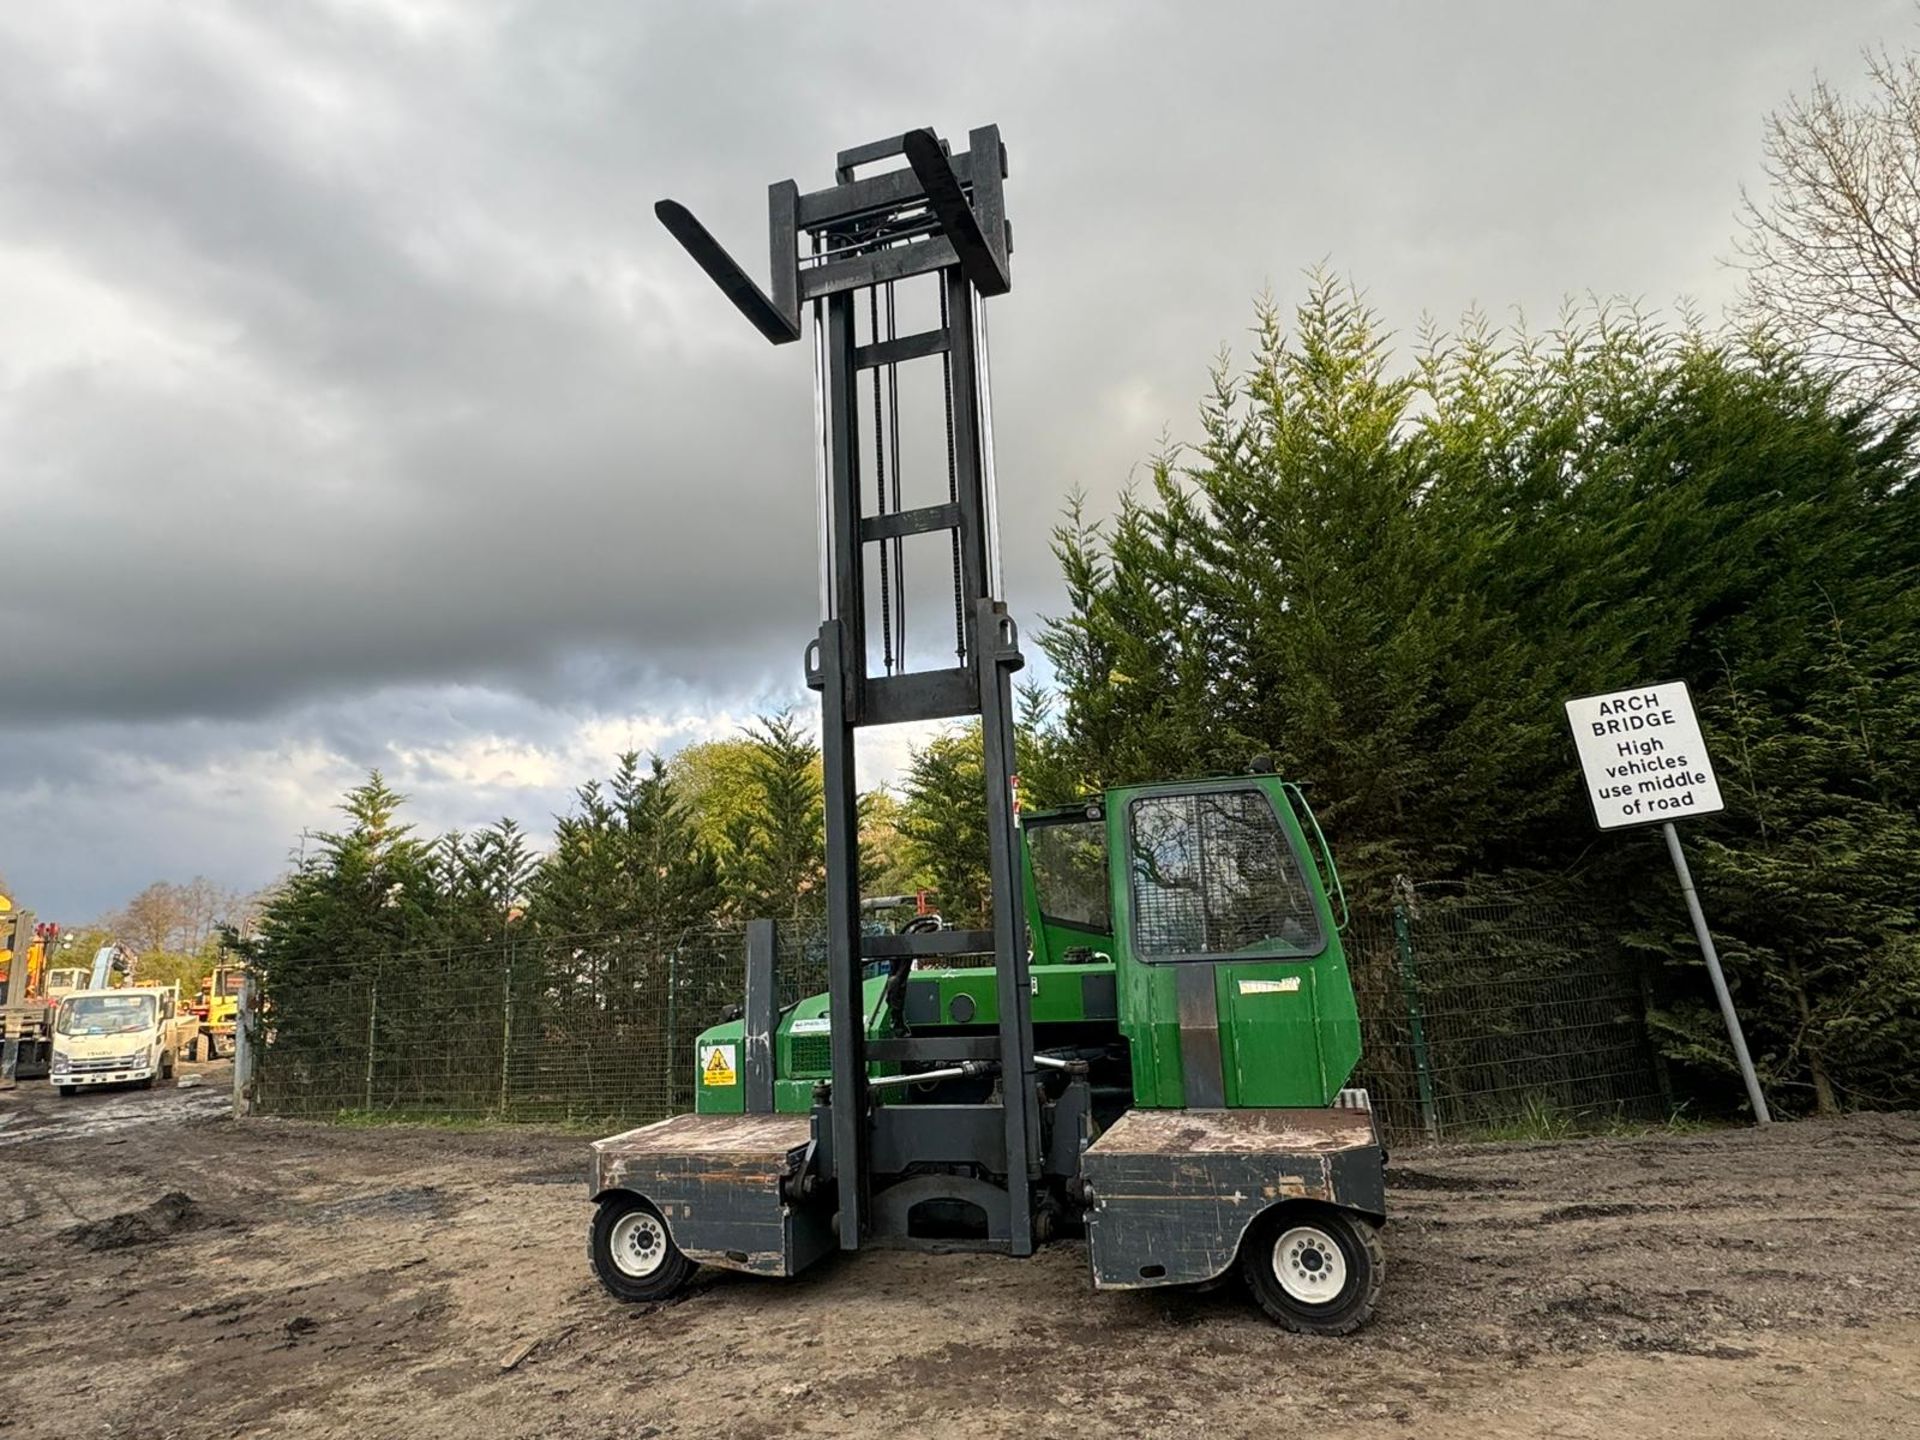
[587,128,1388,1333]
[1,900,60,1084]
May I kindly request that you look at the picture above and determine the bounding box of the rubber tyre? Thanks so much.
[204,1032,222,1061]
[1240,1204,1384,1336]
[589,1195,697,1304]
[57,1085,76,1098]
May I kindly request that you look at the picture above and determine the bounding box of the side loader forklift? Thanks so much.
[588,127,1389,1333]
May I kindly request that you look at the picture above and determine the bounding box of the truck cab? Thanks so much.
[49,986,195,1095]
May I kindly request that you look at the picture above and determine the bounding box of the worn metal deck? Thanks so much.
[1087,1106,1375,1157]
[1081,1106,1386,1289]
[589,1112,831,1278]
[592,1113,812,1159]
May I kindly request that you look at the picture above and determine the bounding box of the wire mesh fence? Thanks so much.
[252,898,1669,1140]
[1348,896,1670,1139]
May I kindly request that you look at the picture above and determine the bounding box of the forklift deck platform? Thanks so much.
[591,1114,829,1278]
[1081,1105,1385,1289]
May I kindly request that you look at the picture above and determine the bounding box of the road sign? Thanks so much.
[1563,679,1769,1124]
[1564,680,1724,831]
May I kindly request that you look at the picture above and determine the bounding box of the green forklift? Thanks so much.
[588,127,1388,1334]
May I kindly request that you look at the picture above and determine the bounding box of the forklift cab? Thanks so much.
[1022,774,1362,1111]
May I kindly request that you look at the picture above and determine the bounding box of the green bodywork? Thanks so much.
[693,773,1360,1116]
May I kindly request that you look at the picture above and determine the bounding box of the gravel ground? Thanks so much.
[2,1067,1917,1439]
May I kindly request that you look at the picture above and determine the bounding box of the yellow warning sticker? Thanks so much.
[699,1043,738,1087]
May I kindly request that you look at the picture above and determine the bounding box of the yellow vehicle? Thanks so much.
[1,899,61,1082]
[190,965,245,1060]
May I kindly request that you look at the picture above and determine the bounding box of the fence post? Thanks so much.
[500,937,513,1119]
[666,945,679,1113]
[744,920,777,1114]
[1393,904,1440,1141]
[1639,960,1676,1116]
[363,967,378,1113]
[232,970,256,1117]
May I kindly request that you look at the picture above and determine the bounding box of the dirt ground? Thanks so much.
[3,1068,1917,1440]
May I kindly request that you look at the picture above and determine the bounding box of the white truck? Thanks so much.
[49,985,197,1096]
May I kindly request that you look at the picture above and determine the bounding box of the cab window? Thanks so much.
[1027,817,1111,933]
[1127,788,1324,960]
[56,993,157,1037]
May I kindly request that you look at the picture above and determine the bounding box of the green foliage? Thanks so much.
[249,773,444,983]
[131,941,224,998]
[1041,274,1920,1115]
[858,788,920,899]
[717,712,826,920]
[233,272,1920,1125]
[669,737,784,868]
[899,725,992,927]
[1015,682,1085,810]
[527,753,722,939]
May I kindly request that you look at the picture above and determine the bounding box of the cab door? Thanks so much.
[1110,777,1361,1109]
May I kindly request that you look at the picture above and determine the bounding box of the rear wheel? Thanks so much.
[590,1195,697,1304]
[1240,1204,1383,1335]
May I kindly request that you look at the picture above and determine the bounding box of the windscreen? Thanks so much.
[57,993,158,1037]
[217,970,245,997]
[1128,788,1323,960]
[1027,818,1111,933]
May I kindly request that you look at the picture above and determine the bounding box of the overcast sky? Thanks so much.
[0,0,1904,921]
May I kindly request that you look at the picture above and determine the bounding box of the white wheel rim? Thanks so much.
[1272,1224,1348,1305]
[608,1211,669,1279]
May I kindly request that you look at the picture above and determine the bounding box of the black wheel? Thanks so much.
[58,1085,76,1098]
[203,1032,222,1061]
[1240,1204,1383,1335]
[590,1195,697,1303]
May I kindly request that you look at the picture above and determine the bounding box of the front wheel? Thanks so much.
[57,1085,76,1098]
[1240,1204,1384,1335]
[590,1195,697,1304]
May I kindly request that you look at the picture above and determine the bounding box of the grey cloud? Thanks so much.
[0,0,1904,916]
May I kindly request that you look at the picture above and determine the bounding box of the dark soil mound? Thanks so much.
[62,1190,233,1252]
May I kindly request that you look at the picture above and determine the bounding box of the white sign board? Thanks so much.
[1564,680,1723,831]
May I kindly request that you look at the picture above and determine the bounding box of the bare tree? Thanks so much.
[106,877,244,953]
[1734,43,1920,399]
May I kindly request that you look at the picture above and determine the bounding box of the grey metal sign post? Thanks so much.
[1564,681,1772,1125]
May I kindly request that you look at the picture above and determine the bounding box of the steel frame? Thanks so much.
[659,126,1039,1254]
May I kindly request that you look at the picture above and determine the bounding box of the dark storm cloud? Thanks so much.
[0,0,1904,915]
